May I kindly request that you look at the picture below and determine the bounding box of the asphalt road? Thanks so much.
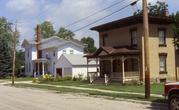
[0,85,168,110]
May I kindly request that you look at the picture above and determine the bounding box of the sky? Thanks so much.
[0,0,179,48]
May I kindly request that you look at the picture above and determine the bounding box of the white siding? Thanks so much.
[24,45,36,76]
[72,66,97,79]
[23,37,84,77]
[57,44,84,59]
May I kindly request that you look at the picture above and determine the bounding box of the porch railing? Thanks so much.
[125,71,140,77]
[110,71,140,82]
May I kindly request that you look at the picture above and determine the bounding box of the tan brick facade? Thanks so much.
[98,23,176,82]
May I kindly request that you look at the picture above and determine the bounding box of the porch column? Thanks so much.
[110,59,113,77]
[122,56,125,83]
[34,62,36,78]
[138,59,142,81]
[42,62,45,77]
[96,58,100,76]
[87,58,89,80]
[37,62,40,76]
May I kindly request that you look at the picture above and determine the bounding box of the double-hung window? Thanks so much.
[159,53,167,74]
[158,28,166,46]
[70,50,74,54]
[131,29,138,47]
[102,34,108,46]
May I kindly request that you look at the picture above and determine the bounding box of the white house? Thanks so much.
[21,36,98,78]
[56,54,98,79]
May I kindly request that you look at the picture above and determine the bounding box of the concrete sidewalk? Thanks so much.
[0,80,163,98]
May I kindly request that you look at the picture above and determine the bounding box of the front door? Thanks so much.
[56,68,62,77]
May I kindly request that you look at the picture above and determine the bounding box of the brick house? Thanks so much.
[85,15,177,83]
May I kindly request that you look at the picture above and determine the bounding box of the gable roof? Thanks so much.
[61,54,97,66]
[91,15,174,32]
[22,36,85,49]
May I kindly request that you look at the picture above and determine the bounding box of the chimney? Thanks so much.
[161,9,169,17]
[36,24,42,59]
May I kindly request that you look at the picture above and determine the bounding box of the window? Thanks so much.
[29,62,31,73]
[25,63,28,73]
[158,28,166,46]
[63,50,66,54]
[27,49,30,58]
[70,50,74,54]
[159,53,167,74]
[53,51,55,57]
[131,29,138,47]
[102,34,108,46]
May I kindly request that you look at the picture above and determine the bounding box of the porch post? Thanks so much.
[37,62,40,76]
[42,62,45,77]
[110,59,113,77]
[138,59,141,82]
[122,56,125,83]
[34,62,36,78]
[87,58,89,80]
[96,58,99,76]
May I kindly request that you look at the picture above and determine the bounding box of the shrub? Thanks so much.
[55,76,72,82]
[43,74,53,81]
[32,78,39,83]
[78,74,83,81]
[72,74,84,81]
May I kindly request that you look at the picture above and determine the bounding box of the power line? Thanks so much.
[65,0,127,28]
[72,0,139,33]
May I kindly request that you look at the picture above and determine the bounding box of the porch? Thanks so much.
[33,58,49,77]
[85,46,142,83]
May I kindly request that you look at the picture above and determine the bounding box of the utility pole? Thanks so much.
[143,0,150,99]
[12,21,18,86]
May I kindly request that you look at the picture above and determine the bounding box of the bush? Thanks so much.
[44,74,53,81]
[72,74,84,81]
[38,74,53,82]
[56,76,72,81]
[32,78,39,83]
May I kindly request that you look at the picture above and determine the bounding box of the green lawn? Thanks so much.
[13,83,166,103]
[4,79,165,103]
[0,77,33,81]
[40,80,164,95]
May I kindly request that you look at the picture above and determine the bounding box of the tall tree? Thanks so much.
[15,50,25,77]
[56,27,75,40]
[81,37,97,53]
[134,1,168,16]
[40,21,55,38]
[0,39,12,78]
[0,17,14,78]
[173,11,179,49]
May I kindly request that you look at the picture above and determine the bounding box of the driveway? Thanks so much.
[0,85,168,110]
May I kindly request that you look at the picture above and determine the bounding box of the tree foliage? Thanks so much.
[0,39,12,78]
[15,50,25,77]
[40,21,55,38]
[173,12,179,49]
[56,27,75,40]
[134,1,168,16]
[81,37,97,53]
[0,17,14,77]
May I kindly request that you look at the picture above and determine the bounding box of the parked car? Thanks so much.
[164,82,179,110]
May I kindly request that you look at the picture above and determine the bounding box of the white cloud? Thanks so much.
[6,0,40,16]
[5,0,178,48]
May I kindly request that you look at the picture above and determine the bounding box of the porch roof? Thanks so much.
[33,58,49,63]
[84,46,140,58]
